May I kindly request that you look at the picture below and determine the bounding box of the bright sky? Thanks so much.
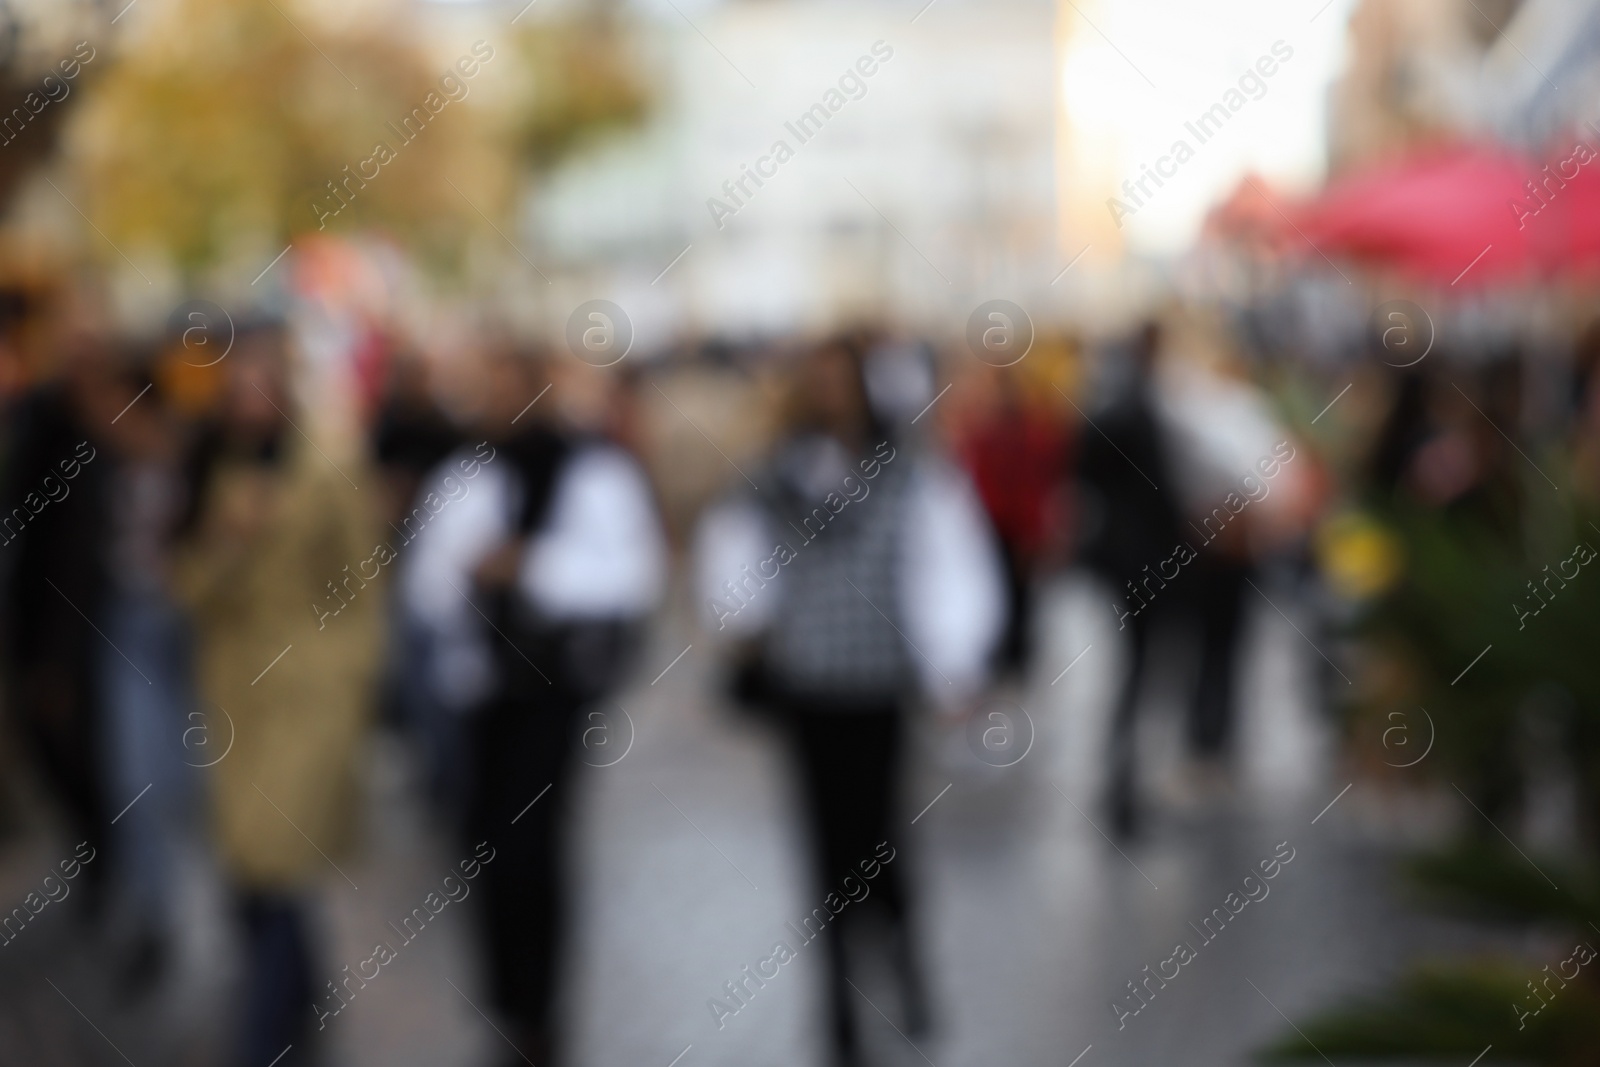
[1061,0,1358,255]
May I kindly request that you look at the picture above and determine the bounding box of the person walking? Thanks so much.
[0,335,125,920]
[97,347,200,992]
[400,346,666,1067]
[172,325,383,1067]
[1154,313,1300,794]
[697,338,1006,1067]
[1076,322,1182,839]
[953,364,1073,681]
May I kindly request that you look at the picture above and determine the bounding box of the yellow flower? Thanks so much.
[1316,512,1404,600]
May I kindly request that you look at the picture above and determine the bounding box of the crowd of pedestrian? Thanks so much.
[18,289,1585,1067]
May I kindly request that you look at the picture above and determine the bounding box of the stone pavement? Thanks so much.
[0,573,1511,1066]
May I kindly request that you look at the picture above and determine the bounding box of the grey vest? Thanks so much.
[761,439,911,704]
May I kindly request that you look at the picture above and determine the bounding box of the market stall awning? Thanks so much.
[1268,142,1600,287]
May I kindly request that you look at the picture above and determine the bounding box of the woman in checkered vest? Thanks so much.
[697,338,1006,1067]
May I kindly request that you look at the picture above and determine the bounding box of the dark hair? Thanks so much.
[0,287,31,335]
[115,341,164,402]
[1131,319,1162,371]
[789,335,889,444]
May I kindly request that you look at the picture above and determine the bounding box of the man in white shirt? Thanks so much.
[401,348,665,1067]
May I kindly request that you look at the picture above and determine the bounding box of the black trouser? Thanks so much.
[9,660,112,909]
[1184,557,1250,757]
[996,541,1034,677]
[786,701,925,1062]
[1106,599,1155,815]
[1106,556,1250,811]
[237,890,315,1067]
[467,683,582,1052]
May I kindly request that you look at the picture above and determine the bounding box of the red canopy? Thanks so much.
[1274,143,1600,287]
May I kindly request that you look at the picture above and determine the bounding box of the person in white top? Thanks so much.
[695,339,1005,1067]
[1152,312,1306,781]
[401,348,665,1067]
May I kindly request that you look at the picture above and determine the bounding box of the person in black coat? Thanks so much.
[0,338,136,909]
[1075,323,1182,838]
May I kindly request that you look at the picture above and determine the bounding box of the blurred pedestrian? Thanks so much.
[1156,311,1299,790]
[402,346,666,1067]
[171,325,383,1067]
[954,364,1072,680]
[0,334,124,916]
[371,347,463,817]
[1076,322,1182,839]
[373,348,461,514]
[96,344,199,993]
[696,338,1006,1067]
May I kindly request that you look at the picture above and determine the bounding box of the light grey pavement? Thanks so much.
[0,572,1513,1067]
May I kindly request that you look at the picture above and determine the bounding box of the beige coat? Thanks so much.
[174,442,382,890]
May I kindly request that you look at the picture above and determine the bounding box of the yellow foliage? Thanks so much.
[59,0,644,275]
[507,20,649,169]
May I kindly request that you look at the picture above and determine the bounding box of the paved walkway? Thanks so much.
[0,574,1509,1066]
